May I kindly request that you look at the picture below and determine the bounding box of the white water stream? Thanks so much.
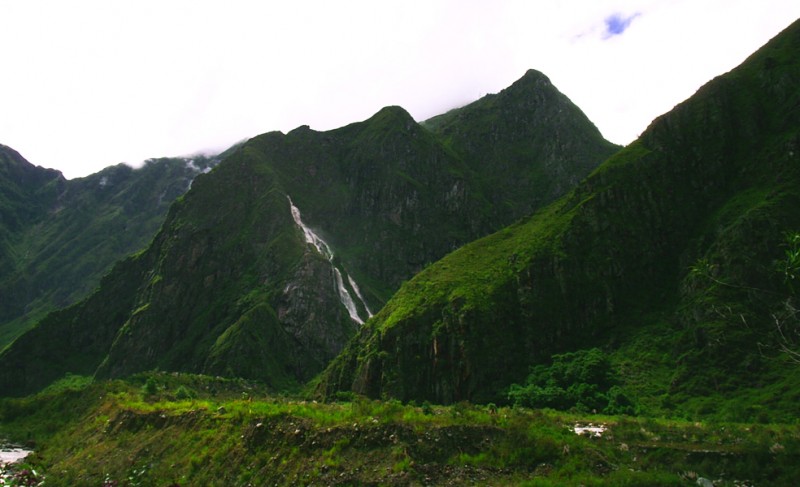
[0,442,33,482]
[287,196,373,324]
[0,446,31,465]
[348,275,373,317]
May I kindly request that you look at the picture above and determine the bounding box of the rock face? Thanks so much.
[0,147,221,348]
[318,19,800,406]
[0,70,617,395]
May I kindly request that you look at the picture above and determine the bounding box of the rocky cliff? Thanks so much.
[318,19,800,415]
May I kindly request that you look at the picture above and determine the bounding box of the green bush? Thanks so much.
[507,348,636,414]
[141,377,158,397]
[174,385,196,400]
[421,401,434,415]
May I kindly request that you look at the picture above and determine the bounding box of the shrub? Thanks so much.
[174,385,196,400]
[507,348,637,414]
[421,401,434,415]
[141,377,158,397]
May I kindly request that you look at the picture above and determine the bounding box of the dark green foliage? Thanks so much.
[781,232,800,292]
[319,19,800,422]
[424,69,619,219]
[0,152,220,349]
[3,378,800,486]
[141,376,158,397]
[508,348,636,414]
[424,69,619,221]
[173,385,196,400]
[0,68,615,396]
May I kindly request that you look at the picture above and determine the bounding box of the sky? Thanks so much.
[1,1,799,179]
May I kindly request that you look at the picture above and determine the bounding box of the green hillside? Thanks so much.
[0,70,616,396]
[0,150,220,348]
[0,145,63,310]
[3,373,798,486]
[319,18,800,422]
[2,18,800,487]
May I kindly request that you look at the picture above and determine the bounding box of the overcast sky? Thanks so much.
[2,1,799,179]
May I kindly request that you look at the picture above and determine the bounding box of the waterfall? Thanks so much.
[287,196,371,324]
[288,200,333,259]
[348,275,373,318]
[333,268,364,324]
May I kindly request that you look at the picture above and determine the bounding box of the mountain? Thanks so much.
[0,147,221,348]
[318,19,800,420]
[424,69,611,216]
[0,145,62,276]
[0,72,618,396]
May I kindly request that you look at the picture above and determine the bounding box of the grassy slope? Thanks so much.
[318,19,800,419]
[91,151,332,385]
[424,69,619,218]
[0,146,63,344]
[2,375,798,486]
[0,156,219,350]
[0,71,618,397]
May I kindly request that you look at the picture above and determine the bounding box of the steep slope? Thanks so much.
[249,96,616,305]
[0,151,220,348]
[0,73,617,395]
[319,19,800,419]
[0,145,63,277]
[424,69,616,217]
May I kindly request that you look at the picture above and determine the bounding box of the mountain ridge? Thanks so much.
[0,69,618,396]
[0,148,221,348]
[317,18,800,420]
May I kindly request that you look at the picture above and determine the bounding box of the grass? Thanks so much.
[376,196,572,334]
[1,372,799,486]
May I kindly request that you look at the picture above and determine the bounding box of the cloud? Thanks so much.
[603,12,641,38]
[1,1,799,178]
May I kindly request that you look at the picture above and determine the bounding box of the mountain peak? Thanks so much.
[501,68,554,97]
[352,105,419,138]
[370,105,415,125]
[0,64,617,396]
[317,18,800,412]
[0,144,63,183]
[519,68,550,83]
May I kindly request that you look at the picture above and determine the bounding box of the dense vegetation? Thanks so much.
[1,17,799,487]
[2,373,799,486]
[507,348,637,415]
[0,149,221,349]
[0,69,616,396]
[319,17,800,422]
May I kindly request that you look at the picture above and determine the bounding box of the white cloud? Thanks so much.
[0,0,798,178]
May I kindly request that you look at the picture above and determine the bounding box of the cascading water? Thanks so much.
[333,268,363,324]
[287,196,372,324]
[348,275,373,318]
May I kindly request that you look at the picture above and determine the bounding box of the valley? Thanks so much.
[1,16,800,487]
